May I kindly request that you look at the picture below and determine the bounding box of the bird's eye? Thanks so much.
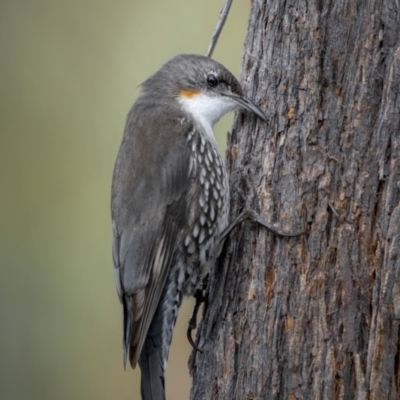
[206,74,218,87]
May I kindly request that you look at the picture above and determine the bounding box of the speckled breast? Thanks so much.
[177,127,230,295]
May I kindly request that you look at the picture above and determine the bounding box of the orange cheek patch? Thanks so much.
[180,89,201,98]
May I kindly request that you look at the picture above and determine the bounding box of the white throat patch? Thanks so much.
[178,92,237,141]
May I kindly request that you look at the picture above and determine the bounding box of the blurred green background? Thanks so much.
[0,1,250,399]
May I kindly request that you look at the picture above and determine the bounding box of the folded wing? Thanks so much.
[111,102,193,367]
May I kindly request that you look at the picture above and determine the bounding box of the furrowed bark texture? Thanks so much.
[190,1,400,399]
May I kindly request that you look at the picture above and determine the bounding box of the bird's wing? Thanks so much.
[111,102,193,368]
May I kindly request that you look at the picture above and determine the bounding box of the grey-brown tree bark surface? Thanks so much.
[190,1,400,399]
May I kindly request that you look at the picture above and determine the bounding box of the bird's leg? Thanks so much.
[220,160,306,242]
[219,208,306,242]
[187,276,208,353]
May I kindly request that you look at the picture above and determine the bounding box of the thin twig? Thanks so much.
[206,0,233,58]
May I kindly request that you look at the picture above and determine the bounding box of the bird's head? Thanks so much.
[141,54,267,129]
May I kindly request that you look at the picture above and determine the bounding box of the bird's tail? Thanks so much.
[138,297,166,400]
[138,268,183,400]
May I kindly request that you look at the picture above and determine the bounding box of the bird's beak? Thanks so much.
[223,93,268,122]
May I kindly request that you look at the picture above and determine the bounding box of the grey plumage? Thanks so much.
[111,54,267,399]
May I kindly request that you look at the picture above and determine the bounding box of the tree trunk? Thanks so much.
[190,1,400,399]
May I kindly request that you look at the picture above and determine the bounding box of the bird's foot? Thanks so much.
[219,208,306,242]
[187,276,209,352]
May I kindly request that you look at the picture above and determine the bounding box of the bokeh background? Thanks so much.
[0,1,250,399]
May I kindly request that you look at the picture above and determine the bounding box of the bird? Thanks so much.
[111,53,267,400]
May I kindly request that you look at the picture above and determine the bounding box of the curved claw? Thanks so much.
[186,288,205,353]
[187,326,203,353]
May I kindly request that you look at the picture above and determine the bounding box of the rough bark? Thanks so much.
[190,1,400,399]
